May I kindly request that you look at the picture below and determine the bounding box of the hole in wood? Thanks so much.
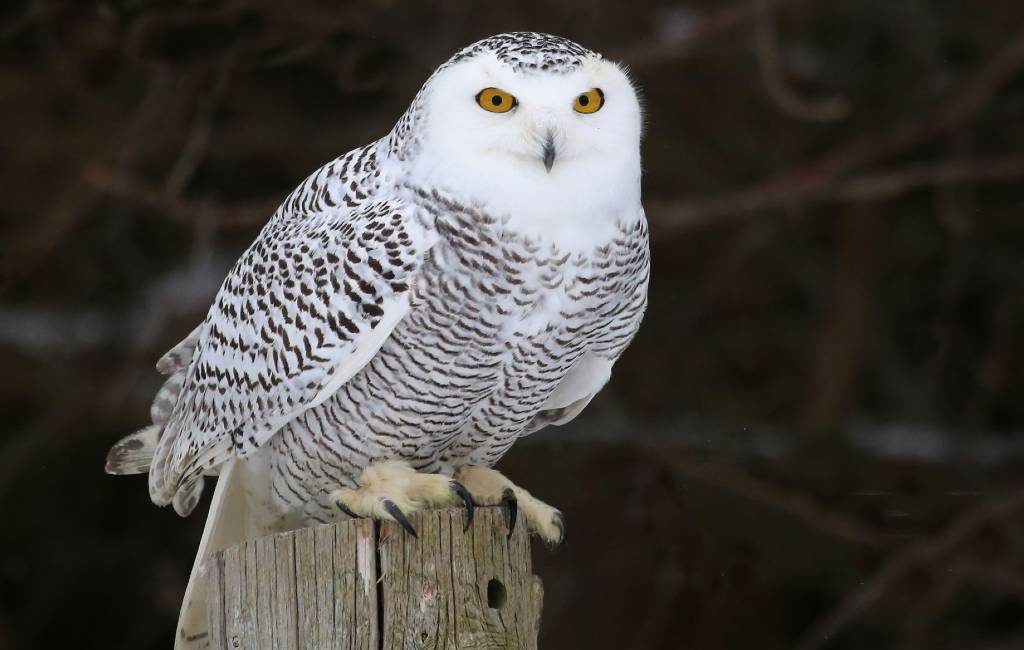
[487,578,507,610]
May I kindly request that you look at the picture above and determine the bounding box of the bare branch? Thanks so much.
[831,154,1024,201]
[753,0,850,122]
[620,0,805,65]
[794,487,1024,650]
[652,445,886,549]
[651,25,1024,235]
[649,153,1024,237]
[163,50,238,198]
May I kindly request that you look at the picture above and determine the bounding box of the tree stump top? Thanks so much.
[205,506,543,649]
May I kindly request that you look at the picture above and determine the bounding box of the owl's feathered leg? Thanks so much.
[454,465,566,548]
[329,460,474,537]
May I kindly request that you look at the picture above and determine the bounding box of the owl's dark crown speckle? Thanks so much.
[451,32,597,73]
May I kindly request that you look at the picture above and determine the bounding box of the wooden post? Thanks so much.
[204,506,544,649]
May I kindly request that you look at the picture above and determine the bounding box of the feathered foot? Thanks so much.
[329,460,474,537]
[454,465,565,548]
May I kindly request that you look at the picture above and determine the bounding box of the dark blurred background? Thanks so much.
[3,1,1024,648]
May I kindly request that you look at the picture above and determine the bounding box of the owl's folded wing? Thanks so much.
[148,197,433,508]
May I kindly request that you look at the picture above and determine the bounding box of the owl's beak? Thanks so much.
[542,130,556,173]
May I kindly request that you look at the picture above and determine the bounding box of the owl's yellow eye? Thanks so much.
[573,88,604,114]
[476,87,517,113]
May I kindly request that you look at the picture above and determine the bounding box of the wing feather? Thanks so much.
[149,176,433,506]
[522,354,613,433]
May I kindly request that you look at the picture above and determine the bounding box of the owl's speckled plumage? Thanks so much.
[106,31,649,648]
[272,187,648,525]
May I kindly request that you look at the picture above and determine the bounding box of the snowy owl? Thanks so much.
[106,32,648,647]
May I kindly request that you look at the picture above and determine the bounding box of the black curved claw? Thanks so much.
[335,500,361,520]
[383,499,417,538]
[547,510,567,550]
[501,487,518,539]
[450,480,475,532]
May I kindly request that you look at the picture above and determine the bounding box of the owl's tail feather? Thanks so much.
[106,324,209,515]
[105,326,272,647]
[105,425,160,475]
[175,459,252,650]
[106,326,201,477]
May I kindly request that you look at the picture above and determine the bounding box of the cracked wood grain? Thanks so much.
[206,507,541,649]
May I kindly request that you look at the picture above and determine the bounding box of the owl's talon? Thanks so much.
[453,466,562,547]
[450,480,475,531]
[329,461,475,535]
[383,499,417,538]
[335,500,360,520]
[547,510,566,549]
[501,487,518,538]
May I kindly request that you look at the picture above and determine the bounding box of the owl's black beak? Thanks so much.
[542,130,556,172]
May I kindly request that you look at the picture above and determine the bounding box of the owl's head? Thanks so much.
[391,33,643,238]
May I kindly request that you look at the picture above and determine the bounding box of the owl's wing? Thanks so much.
[148,195,433,508]
[523,354,613,434]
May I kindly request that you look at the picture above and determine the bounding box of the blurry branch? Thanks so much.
[894,555,1024,650]
[899,560,965,650]
[4,175,100,285]
[649,154,1024,235]
[5,65,178,286]
[83,166,279,230]
[652,445,886,548]
[627,546,684,650]
[621,0,803,65]
[0,0,48,40]
[650,25,1024,236]
[6,23,253,290]
[957,559,1024,600]
[0,396,98,503]
[752,0,850,122]
[794,486,1024,650]
[800,203,878,434]
[120,0,366,65]
[829,154,1024,201]
[163,50,237,198]
[651,443,1024,647]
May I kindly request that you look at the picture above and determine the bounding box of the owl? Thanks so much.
[106,32,649,647]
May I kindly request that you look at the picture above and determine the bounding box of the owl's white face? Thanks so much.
[401,51,644,246]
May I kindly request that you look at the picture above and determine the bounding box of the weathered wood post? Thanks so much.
[204,506,544,649]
